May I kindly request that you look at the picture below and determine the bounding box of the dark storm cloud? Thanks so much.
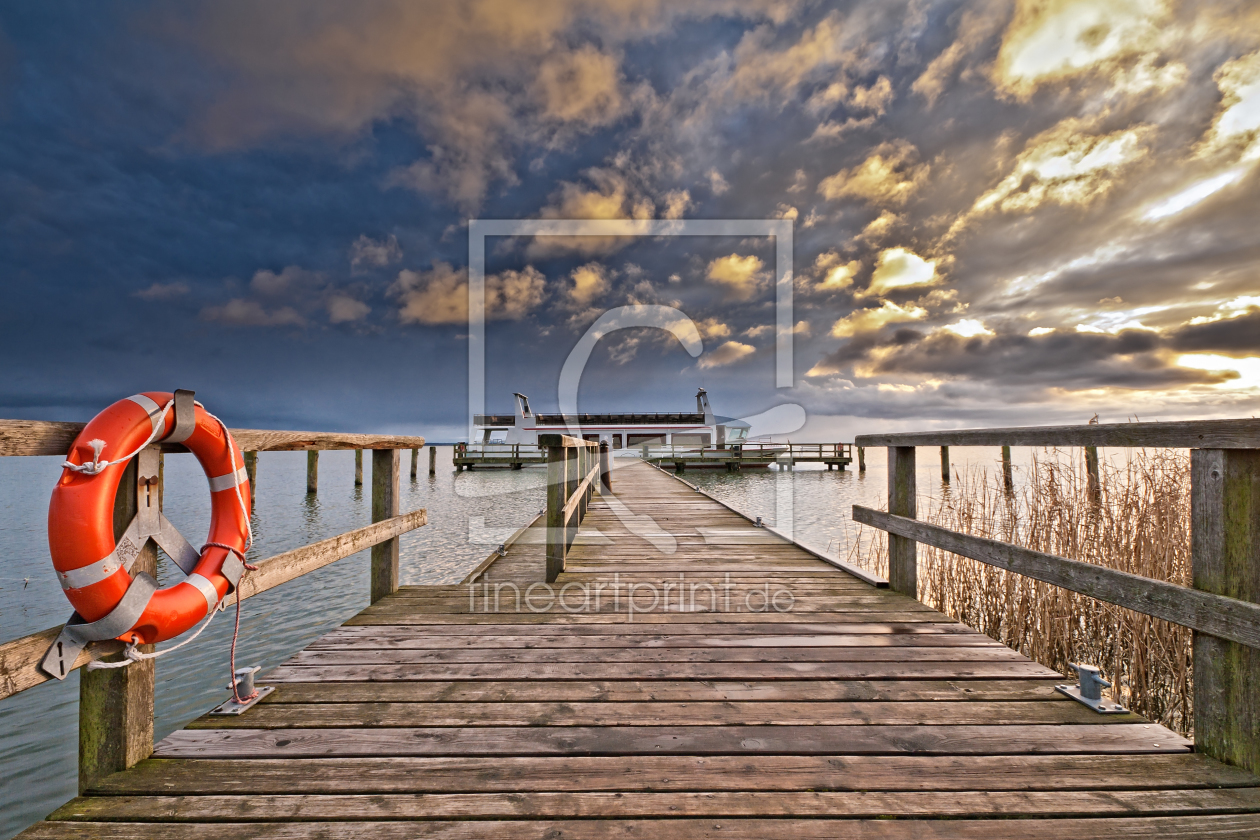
[1168,309,1260,355]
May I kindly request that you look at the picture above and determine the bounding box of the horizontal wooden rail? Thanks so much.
[0,419,426,457]
[0,508,426,701]
[854,419,1260,449]
[852,505,1260,649]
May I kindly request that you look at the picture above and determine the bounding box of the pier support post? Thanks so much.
[410,448,418,480]
[370,449,400,603]
[244,451,257,504]
[1085,445,1101,505]
[430,445,437,475]
[1001,445,1014,495]
[546,444,567,583]
[79,450,157,793]
[887,446,917,598]
[600,441,611,493]
[858,446,866,472]
[1191,449,1260,774]
[940,446,950,484]
[306,450,318,495]
[354,449,363,486]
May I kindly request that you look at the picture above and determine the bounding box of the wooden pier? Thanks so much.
[17,456,1260,838]
[452,442,854,472]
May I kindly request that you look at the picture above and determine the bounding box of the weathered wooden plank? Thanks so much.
[153,723,1189,758]
[853,506,1260,648]
[51,787,1260,822]
[251,679,1065,704]
[262,659,1062,682]
[185,700,1143,729]
[88,753,1260,795]
[19,816,1260,840]
[1192,448,1260,775]
[0,418,426,457]
[279,646,1029,665]
[0,510,426,701]
[855,418,1260,449]
[306,632,1001,650]
[343,611,947,626]
[326,620,969,636]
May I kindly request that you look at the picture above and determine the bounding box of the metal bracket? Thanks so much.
[1056,663,1128,714]
[210,667,273,715]
[166,389,197,444]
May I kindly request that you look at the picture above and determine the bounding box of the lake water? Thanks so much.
[1,445,1015,838]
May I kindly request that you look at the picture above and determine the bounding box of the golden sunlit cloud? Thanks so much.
[533,45,625,125]
[830,300,928,337]
[392,262,545,325]
[940,318,994,338]
[817,140,929,206]
[1198,49,1260,162]
[1178,354,1260,389]
[863,247,940,297]
[706,254,765,300]
[1143,167,1248,220]
[568,263,609,307]
[1029,326,1056,336]
[698,340,756,368]
[814,251,860,290]
[696,317,732,339]
[957,119,1153,232]
[995,0,1171,98]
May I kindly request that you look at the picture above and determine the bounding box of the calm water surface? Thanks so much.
[1,445,1019,838]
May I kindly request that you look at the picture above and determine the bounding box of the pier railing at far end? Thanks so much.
[0,419,428,793]
[853,418,1260,775]
[539,434,602,583]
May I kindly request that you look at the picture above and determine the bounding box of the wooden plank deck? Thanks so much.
[20,461,1260,837]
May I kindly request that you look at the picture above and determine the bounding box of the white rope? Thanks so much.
[62,399,175,475]
[86,600,224,670]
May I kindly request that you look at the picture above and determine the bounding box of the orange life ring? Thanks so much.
[48,392,251,645]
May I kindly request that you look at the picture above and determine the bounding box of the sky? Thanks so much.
[1,0,1258,441]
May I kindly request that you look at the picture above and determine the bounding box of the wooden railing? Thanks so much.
[540,434,601,582]
[0,418,427,792]
[852,418,1260,774]
[640,442,853,461]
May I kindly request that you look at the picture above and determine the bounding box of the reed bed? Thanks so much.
[847,448,1194,735]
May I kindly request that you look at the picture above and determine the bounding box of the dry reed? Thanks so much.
[848,448,1194,735]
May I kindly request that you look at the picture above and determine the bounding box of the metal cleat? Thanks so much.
[1056,663,1128,714]
[209,666,274,715]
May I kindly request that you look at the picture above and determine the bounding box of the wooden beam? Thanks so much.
[887,447,916,597]
[855,418,1260,449]
[371,449,400,604]
[1085,446,1101,505]
[243,451,257,504]
[0,419,425,457]
[546,445,567,583]
[0,509,426,702]
[857,446,865,472]
[306,450,318,495]
[78,451,156,793]
[852,505,1260,650]
[1192,449,1260,774]
[429,445,437,476]
[354,449,363,486]
[1001,445,1014,495]
[940,446,949,484]
[410,448,418,480]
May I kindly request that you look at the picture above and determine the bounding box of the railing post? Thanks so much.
[858,446,866,472]
[429,445,437,475]
[940,446,950,484]
[1001,445,1014,495]
[1085,445,1101,505]
[354,449,363,486]
[600,441,611,493]
[1191,448,1260,774]
[244,451,257,504]
[546,444,566,583]
[79,449,157,793]
[887,446,917,597]
[410,447,418,480]
[306,450,318,494]
[370,449,400,603]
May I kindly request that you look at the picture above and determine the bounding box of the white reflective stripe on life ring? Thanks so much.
[207,466,248,493]
[126,394,165,434]
[184,573,220,615]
